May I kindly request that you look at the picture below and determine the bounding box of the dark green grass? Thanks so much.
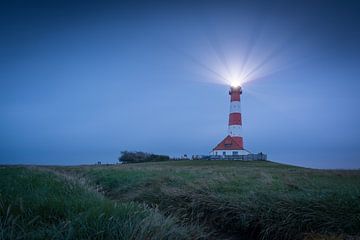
[56,160,360,240]
[0,167,206,240]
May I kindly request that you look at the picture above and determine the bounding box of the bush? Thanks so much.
[119,151,170,164]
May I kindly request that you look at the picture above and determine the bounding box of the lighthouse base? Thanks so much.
[210,135,267,160]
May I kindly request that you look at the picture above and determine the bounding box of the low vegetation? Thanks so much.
[119,151,170,164]
[1,161,359,239]
[0,167,206,240]
[55,161,360,240]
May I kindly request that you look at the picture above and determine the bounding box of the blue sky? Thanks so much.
[1,0,360,168]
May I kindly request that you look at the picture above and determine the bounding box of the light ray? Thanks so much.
[174,22,302,89]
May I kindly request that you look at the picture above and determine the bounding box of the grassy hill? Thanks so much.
[1,160,360,239]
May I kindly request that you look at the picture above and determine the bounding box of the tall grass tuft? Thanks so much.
[0,167,207,240]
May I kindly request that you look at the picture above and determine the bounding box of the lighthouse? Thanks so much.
[211,85,250,157]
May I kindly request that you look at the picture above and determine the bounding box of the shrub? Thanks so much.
[119,151,170,164]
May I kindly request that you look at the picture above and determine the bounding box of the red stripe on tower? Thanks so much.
[230,86,242,101]
[229,113,242,125]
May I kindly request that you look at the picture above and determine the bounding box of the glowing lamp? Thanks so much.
[229,76,242,88]
[230,81,241,88]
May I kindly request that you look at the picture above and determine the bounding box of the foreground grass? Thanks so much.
[55,160,360,240]
[0,167,206,240]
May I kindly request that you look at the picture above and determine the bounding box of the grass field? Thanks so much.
[1,160,360,239]
[0,167,206,239]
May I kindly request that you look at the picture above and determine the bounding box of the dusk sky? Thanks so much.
[1,0,360,168]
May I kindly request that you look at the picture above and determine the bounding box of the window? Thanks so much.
[223,151,226,156]
[233,151,238,155]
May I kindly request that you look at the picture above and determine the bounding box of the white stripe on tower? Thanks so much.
[229,101,241,113]
[228,125,242,136]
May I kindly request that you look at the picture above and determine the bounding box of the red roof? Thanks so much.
[213,135,244,150]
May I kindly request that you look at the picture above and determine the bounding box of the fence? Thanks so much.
[207,153,267,161]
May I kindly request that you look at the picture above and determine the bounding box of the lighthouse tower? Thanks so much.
[211,86,250,157]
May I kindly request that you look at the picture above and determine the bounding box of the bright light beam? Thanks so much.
[175,26,299,89]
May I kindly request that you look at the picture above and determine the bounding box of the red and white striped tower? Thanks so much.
[228,86,244,148]
[212,85,249,156]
